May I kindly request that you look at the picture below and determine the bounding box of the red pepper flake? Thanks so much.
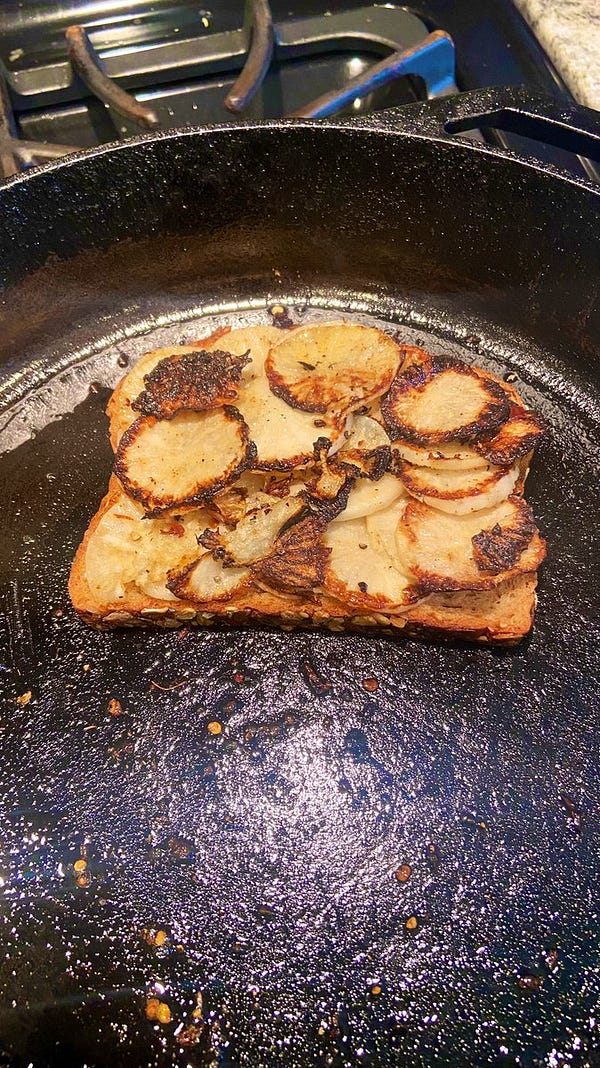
[176,1023,204,1047]
[426,842,441,873]
[165,836,193,859]
[233,672,245,685]
[561,793,583,834]
[161,521,185,537]
[362,677,379,693]
[394,864,412,884]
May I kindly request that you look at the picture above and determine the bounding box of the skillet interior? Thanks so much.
[0,122,599,1068]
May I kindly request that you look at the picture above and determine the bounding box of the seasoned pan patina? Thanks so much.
[0,91,599,1067]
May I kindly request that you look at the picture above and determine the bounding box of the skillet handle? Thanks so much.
[374,87,600,163]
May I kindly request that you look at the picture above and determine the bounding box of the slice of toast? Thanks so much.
[70,322,546,643]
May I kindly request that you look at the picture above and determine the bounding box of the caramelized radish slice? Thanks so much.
[204,493,306,567]
[167,553,249,604]
[109,324,281,447]
[115,406,254,516]
[397,461,520,514]
[131,348,250,418]
[381,355,510,445]
[393,439,489,471]
[365,496,411,573]
[323,517,416,612]
[396,496,546,592]
[234,369,343,470]
[265,322,402,413]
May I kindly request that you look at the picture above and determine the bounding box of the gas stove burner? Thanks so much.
[0,4,457,178]
[0,0,595,183]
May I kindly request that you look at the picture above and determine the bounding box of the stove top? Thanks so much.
[0,1,596,181]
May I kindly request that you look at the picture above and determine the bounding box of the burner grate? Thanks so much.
[0,5,456,177]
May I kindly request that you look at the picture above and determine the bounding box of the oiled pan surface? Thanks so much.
[0,295,598,1068]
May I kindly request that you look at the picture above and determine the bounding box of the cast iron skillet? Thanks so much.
[0,89,599,1068]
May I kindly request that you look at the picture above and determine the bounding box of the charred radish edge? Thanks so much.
[473,405,546,466]
[131,348,251,417]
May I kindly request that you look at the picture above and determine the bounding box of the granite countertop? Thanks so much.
[514,0,600,111]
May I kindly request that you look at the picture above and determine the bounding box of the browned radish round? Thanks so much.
[392,439,489,470]
[265,322,402,413]
[396,460,520,514]
[115,406,255,516]
[323,517,417,612]
[396,496,546,592]
[381,355,510,445]
[167,553,250,604]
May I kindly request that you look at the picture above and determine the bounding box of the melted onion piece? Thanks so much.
[397,461,520,514]
[323,517,416,612]
[332,472,405,523]
[396,496,545,591]
[208,493,306,566]
[265,322,402,413]
[115,407,254,516]
[333,414,391,479]
[381,355,510,445]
